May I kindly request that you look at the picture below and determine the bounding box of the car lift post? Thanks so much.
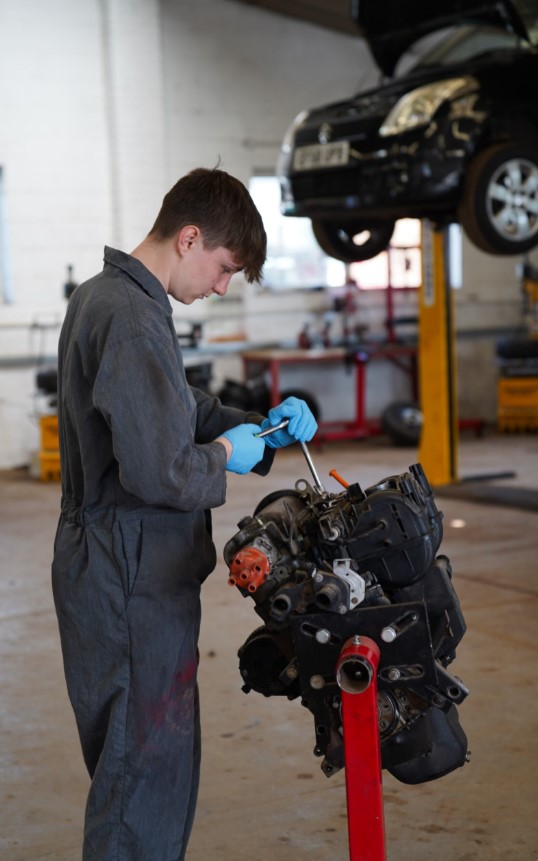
[418,220,459,484]
[336,636,386,861]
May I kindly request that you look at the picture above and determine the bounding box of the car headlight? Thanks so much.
[379,77,476,137]
[276,109,310,176]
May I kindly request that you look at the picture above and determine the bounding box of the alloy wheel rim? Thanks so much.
[486,157,538,242]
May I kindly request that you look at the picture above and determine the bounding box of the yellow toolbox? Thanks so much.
[38,414,61,481]
[40,414,59,452]
[39,451,61,482]
[497,377,538,432]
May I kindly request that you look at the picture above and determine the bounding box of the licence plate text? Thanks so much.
[293,141,349,172]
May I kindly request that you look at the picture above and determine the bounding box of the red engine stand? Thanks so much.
[336,636,387,861]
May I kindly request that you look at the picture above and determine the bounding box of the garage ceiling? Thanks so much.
[234,0,359,35]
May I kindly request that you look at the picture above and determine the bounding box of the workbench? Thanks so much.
[242,345,418,442]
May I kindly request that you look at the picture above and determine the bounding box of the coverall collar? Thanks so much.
[103,246,173,316]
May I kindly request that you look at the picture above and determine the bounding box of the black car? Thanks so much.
[277,0,538,262]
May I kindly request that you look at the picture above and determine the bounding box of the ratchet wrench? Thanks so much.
[256,419,291,438]
[257,419,325,493]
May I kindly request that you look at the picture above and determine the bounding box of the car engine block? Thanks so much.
[223,462,469,785]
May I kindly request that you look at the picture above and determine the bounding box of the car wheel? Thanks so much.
[312,219,395,263]
[381,401,422,447]
[459,142,538,255]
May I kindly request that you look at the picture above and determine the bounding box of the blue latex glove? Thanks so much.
[260,397,317,448]
[220,423,266,474]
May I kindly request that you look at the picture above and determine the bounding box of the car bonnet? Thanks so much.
[350,0,536,77]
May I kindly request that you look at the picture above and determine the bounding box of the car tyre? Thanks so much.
[312,218,395,263]
[381,400,422,447]
[459,142,538,255]
[496,337,538,359]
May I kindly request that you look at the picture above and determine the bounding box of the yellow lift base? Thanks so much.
[418,221,459,485]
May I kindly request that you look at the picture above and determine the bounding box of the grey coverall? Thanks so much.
[52,247,272,860]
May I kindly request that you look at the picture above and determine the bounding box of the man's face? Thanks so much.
[171,231,243,305]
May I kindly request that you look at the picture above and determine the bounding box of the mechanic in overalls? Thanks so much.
[51,167,317,861]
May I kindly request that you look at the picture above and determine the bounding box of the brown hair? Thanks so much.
[149,167,267,283]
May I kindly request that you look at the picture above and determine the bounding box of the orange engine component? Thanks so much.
[228,546,271,593]
[329,468,350,489]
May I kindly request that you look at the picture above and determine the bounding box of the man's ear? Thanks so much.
[177,225,201,254]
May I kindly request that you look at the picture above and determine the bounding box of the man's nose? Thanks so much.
[214,275,231,296]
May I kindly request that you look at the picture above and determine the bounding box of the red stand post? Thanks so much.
[336,636,387,861]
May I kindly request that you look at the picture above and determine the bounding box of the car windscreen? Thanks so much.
[394,24,530,77]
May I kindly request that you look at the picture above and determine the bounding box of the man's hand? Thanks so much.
[217,423,266,474]
[260,397,317,449]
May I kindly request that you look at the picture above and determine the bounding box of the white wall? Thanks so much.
[0,0,111,307]
[159,0,374,185]
[0,0,373,306]
[0,0,370,467]
[0,0,534,467]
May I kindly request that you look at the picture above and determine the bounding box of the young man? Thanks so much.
[52,167,317,861]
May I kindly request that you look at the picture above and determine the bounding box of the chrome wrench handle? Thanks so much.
[257,419,325,493]
[300,441,325,493]
[256,419,290,438]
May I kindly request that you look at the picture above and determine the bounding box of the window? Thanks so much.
[349,219,422,290]
[248,175,346,289]
[249,176,462,292]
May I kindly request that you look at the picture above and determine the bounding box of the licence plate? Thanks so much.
[293,141,349,172]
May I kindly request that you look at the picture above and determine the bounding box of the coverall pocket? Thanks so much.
[112,519,143,604]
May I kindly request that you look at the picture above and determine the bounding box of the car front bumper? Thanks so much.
[282,141,469,222]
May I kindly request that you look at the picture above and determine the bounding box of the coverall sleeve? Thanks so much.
[190,387,275,476]
[93,333,230,510]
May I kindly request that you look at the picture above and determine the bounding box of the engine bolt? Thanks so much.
[338,604,347,614]
[381,626,397,643]
[387,667,401,681]
[315,629,331,644]
[286,666,299,680]
[310,674,325,690]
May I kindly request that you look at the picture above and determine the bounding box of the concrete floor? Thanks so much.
[1,432,537,861]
